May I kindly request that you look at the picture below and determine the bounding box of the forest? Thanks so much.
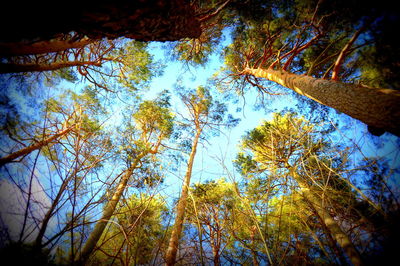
[0,0,399,265]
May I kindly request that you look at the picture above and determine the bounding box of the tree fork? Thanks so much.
[243,67,400,136]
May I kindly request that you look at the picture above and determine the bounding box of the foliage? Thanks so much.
[0,2,398,265]
[91,194,168,265]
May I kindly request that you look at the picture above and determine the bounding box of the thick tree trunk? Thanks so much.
[165,130,201,265]
[0,126,74,166]
[243,67,400,136]
[0,60,102,74]
[0,1,201,44]
[0,38,94,56]
[77,156,142,265]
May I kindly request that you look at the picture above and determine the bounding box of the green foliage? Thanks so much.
[234,112,368,263]
[114,40,163,92]
[218,0,400,89]
[133,100,174,140]
[179,86,239,133]
[91,194,168,265]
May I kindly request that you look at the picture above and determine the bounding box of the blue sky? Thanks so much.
[1,33,399,247]
[143,40,400,205]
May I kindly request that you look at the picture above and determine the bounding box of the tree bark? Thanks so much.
[165,130,201,265]
[0,126,74,166]
[35,168,77,247]
[0,60,102,74]
[0,1,201,44]
[77,156,142,265]
[299,185,363,266]
[0,38,94,56]
[243,67,400,136]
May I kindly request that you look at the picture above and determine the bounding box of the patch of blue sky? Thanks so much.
[144,40,302,202]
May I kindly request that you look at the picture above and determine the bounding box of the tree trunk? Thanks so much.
[1,1,201,44]
[0,60,102,74]
[243,67,400,136]
[0,126,74,166]
[212,247,221,266]
[35,168,77,246]
[165,130,201,265]
[300,186,363,266]
[77,157,142,265]
[0,38,94,56]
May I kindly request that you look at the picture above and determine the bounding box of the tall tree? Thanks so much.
[236,112,364,265]
[165,86,238,265]
[33,88,109,248]
[90,193,168,265]
[186,178,240,265]
[77,98,174,264]
[220,0,400,136]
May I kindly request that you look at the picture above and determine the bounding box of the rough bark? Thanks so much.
[0,0,201,44]
[0,126,74,166]
[77,158,142,264]
[165,130,201,265]
[243,67,400,136]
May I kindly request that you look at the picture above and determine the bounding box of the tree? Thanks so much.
[77,98,174,264]
[33,89,109,249]
[185,178,239,265]
[236,112,365,265]
[0,39,160,96]
[90,193,168,265]
[0,85,112,265]
[220,0,400,136]
[165,86,238,265]
[0,1,232,77]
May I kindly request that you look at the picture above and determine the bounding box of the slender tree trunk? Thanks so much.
[77,156,142,265]
[0,126,74,166]
[243,67,400,136]
[35,168,77,246]
[331,27,365,81]
[298,184,363,266]
[312,207,350,265]
[165,130,201,265]
[212,245,221,266]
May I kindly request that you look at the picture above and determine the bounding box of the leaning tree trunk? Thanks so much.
[0,60,102,74]
[35,168,78,246]
[297,182,363,266]
[243,67,400,136]
[165,130,201,266]
[77,156,143,265]
[0,125,74,166]
[0,38,94,56]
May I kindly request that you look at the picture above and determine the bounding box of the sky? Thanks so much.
[143,41,298,202]
[0,33,399,247]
